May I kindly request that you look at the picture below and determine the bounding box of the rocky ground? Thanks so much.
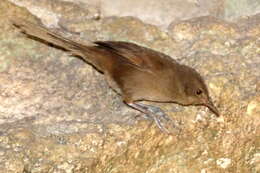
[0,0,259,172]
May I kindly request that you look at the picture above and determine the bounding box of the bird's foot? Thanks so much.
[128,103,180,134]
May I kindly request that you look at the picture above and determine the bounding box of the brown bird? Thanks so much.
[12,19,220,133]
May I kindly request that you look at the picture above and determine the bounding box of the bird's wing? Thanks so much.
[94,41,176,71]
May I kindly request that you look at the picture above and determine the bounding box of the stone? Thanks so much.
[1,0,259,172]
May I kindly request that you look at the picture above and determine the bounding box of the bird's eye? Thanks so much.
[196,89,202,95]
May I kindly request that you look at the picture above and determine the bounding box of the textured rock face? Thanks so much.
[0,0,259,172]
[8,0,260,28]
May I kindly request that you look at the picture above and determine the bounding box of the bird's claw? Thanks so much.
[128,103,180,134]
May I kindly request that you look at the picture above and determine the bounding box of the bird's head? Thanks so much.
[179,66,220,117]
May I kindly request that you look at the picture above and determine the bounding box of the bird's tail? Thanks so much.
[11,18,110,72]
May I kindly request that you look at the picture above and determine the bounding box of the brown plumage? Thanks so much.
[12,19,220,133]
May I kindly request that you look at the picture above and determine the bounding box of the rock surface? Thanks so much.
[0,0,259,172]
[8,0,260,28]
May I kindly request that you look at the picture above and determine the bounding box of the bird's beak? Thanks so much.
[204,99,220,117]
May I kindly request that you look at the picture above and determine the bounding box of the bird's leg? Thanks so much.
[127,103,176,134]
